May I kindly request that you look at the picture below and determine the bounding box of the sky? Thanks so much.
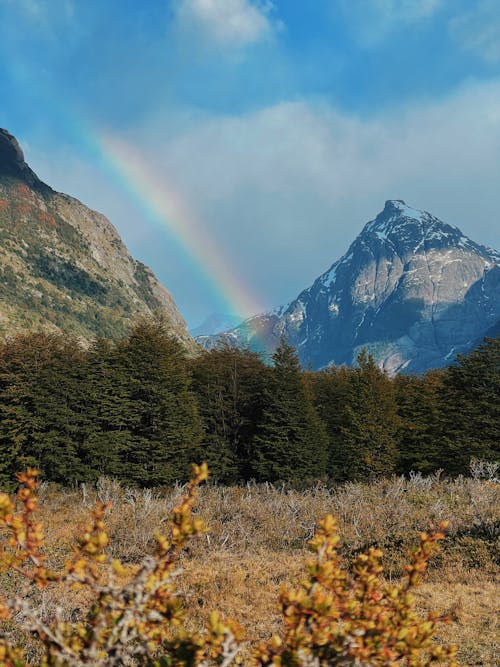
[1,0,500,327]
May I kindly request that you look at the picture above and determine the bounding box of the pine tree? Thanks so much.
[334,350,400,481]
[250,339,328,484]
[191,346,269,482]
[437,337,499,474]
[395,371,444,475]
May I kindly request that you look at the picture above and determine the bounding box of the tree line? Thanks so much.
[0,316,498,489]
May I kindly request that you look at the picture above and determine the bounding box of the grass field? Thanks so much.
[1,469,499,665]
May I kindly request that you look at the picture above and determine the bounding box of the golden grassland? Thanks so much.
[2,471,499,665]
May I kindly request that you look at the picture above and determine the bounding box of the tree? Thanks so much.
[307,364,353,482]
[79,337,136,481]
[0,332,90,487]
[191,346,269,482]
[250,339,328,483]
[330,351,400,481]
[90,315,203,486]
[395,370,444,475]
[437,337,499,474]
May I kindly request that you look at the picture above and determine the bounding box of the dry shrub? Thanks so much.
[0,468,481,666]
[0,467,243,666]
[43,472,498,570]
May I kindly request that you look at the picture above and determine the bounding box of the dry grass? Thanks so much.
[2,471,499,665]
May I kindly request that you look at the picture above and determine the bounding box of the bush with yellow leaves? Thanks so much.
[0,467,460,666]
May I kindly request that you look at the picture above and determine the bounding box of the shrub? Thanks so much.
[252,516,458,666]
[0,468,460,666]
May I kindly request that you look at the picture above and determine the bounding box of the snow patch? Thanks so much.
[328,303,339,315]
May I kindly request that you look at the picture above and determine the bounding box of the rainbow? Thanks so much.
[7,63,264,326]
[94,131,263,324]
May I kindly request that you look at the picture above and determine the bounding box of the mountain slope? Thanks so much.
[0,128,195,349]
[209,200,500,374]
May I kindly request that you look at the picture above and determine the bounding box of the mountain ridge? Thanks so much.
[0,128,196,349]
[200,200,500,374]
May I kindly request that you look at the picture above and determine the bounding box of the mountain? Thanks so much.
[204,200,500,374]
[190,313,242,338]
[0,128,195,349]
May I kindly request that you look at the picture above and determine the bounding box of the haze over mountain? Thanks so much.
[190,313,242,338]
[200,201,500,374]
[0,129,195,349]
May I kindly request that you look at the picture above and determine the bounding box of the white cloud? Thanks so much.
[26,80,500,323]
[450,0,500,63]
[172,0,277,49]
[133,81,500,310]
[336,0,500,62]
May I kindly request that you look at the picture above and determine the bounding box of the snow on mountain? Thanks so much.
[202,200,500,374]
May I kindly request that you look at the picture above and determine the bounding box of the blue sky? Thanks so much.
[1,0,500,326]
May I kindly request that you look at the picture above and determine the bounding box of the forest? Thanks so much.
[0,316,498,491]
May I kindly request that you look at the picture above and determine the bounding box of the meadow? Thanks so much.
[1,464,498,665]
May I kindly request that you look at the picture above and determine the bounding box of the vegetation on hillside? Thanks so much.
[0,180,192,344]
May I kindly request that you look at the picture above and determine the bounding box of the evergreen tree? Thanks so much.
[80,337,136,480]
[394,371,444,475]
[0,332,90,486]
[436,337,499,474]
[191,346,269,482]
[333,351,400,481]
[250,339,328,483]
[307,365,352,482]
[86,315,203,486]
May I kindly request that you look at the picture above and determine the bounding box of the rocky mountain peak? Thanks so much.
[0,128,46,189]
[383,199,418,216]
[204,201,500,375]
[365,199,433,235]
[359,200,498,261]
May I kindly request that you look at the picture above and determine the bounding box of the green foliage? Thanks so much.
[191,346,269,482]
[311,351,400,481]
[436,338,500,474]
[250,339,328,483]
[28,251,109,302]
[0,332,90,486]
[133,262,162,310]
[76,315,203,486]
[0,317,203,489]
[395,371,444,474]
[0,319,497,488]
[106,315,203,486]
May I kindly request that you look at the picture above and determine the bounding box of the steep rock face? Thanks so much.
[210,201,500,374]
[0,129,195,349]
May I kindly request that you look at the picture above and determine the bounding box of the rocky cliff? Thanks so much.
[0,129,195,349]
